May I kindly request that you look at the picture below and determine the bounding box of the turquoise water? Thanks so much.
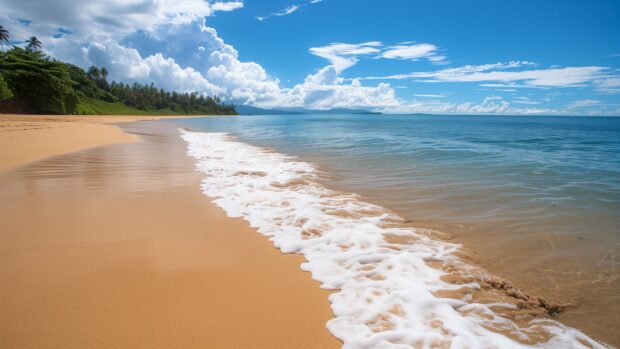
[177,114,620,237]
[176,114,620,339]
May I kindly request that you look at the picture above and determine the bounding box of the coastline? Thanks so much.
[0,117,340,348]
[177,120,612,348]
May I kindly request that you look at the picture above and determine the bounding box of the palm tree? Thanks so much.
[99,67,110,89]
[25,36,42,52]
[0,26,9,51]
[87,66,100,81]
[100,67,109,80]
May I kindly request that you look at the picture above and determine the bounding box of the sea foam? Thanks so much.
[180,130,606,349]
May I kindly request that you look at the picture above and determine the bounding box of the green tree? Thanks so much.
[0,26,9,51]
[99,67,109,90]
[0,72,13,100]
[0,47,77,114]
[67,63,114,101]
[25,36,42,52]
[87,65,100,81]
[100,67,109,81]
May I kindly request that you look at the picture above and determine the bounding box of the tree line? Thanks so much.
[0,26,236,115]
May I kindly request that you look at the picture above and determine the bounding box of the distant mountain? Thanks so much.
[235,105,381,115]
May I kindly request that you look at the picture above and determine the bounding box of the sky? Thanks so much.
[1,0,620,115]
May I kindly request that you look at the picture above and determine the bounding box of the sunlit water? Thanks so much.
[175,114,620,346]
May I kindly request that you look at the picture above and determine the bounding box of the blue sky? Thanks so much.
[1,0,619,114]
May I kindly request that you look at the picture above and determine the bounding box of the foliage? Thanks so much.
[67,63,115,101]
[108,82,236,115]
[0,72,13,100]
[0,47,78,114]
[0,25,9,50]
[25,36,42,52]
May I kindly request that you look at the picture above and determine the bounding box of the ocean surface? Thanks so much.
[176,114,620,347]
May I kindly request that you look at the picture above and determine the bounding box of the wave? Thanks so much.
[180,129,607,349]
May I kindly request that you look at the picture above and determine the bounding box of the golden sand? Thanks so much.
[0,117,340,348]
[0,114,220,170]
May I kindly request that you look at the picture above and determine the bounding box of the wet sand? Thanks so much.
[0,114,228,170]
[0,119,339,348]
[0,115,136,170]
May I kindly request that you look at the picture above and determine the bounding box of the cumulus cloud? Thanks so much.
[83,22,284,105]
[261,70,399,109]
[0,0,290,105]
[82,40,224,95]
[0,0,244,43]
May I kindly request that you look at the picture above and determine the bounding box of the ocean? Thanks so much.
[176,114,620,347]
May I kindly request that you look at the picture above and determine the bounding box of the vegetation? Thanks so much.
[0,25,9,51]
[108,82,235,115]
[0,48,78,114]
[0,72,12,100]
[25,36,42,52]
[0,27,236,115]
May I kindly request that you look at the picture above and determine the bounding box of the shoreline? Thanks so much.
[178,125,611,348]
[0,118,340,348]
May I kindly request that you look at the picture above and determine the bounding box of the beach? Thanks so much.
[1,114,616,348]
[0,116,339,348]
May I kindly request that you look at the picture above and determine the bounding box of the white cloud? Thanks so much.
[479,83,549,89]
[380,95,558,115]
[361,61,533,80]
[377,96,615,116]
[0,0,244,43]
[360,62,611,88]
[512,97,543,105]
[136,22,283,105]
[281,5,300,15]
[567,99,600,109]
[593,77,620,93]
[257,5,300,21]
[309,42,382,72]
[381,43,446,64]
[257,0,325,21]
[211,1,244,12]
[82,40,224,95]
[413,94,446,98]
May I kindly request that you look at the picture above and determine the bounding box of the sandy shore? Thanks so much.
[0,117,340,348]
[0,114,212,170]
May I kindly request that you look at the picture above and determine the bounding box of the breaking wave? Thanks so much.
[181,129,607,349]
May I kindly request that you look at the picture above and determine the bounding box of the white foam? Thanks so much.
[180,130,607,349]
